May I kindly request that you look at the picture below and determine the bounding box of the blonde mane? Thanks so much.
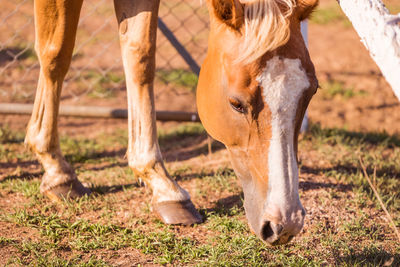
[237,0,296,64]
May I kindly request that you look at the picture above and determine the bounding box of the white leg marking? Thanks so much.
[149,174,190,203]
[115,3,189,204]
[257,56,309,219]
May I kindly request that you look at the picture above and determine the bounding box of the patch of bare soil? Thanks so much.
[308,22,400,134]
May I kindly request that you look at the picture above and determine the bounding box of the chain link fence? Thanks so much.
[0,0,209,113]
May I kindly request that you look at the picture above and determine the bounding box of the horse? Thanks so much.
[25,0,318,245]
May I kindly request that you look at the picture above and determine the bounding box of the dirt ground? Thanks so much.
[0,0,400,265]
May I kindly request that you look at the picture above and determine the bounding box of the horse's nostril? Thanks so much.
[261,221,283,241]
[301,209,306,217]
[261,221,274,240]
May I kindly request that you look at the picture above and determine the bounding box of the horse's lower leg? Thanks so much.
[25,0,89,200]
[114,0,202,224]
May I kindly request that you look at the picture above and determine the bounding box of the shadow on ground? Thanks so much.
[201,193,244,218]
[90,182,141,195]
[301,164,400,181]
[337,249,400,266]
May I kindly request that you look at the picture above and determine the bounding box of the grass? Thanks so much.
[158,122,205,145]
[0,122,399,265]
[310,3,351,27]
[156,69,198,92]
[304,124,400,214]
[74,70,124,99]
[310,1,400,27]
[0,179,41,199]
[0,124,25,144]
[320,80,367,100]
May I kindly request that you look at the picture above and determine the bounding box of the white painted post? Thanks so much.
[338,0,400,101]
[300,20,309,133]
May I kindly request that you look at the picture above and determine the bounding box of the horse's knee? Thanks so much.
[35,42,73,80]
[121,41,156,85]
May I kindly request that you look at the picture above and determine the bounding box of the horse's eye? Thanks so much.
[229,98,246,113]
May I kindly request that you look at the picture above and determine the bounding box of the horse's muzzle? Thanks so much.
[259,204,306,245]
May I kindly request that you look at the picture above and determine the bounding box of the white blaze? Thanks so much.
[256,56,309,216]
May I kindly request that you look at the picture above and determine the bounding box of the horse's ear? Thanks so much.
[211,0,244,29]
[296,0,319,21]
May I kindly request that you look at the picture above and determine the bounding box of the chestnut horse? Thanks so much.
[26,0,318,245]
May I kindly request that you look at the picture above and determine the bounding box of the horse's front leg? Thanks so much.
[25,0,90,200]
[113,0,202,225]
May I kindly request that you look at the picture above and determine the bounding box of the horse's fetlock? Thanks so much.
[25,129,53,154]
[129,165,152,179]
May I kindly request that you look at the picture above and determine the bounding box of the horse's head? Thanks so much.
[197,0,319,245]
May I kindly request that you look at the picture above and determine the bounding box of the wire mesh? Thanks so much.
[0,0,209,112]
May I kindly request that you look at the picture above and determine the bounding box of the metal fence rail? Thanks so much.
[0,103,200,121]
[0,0,209,115]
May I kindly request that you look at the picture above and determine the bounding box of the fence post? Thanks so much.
[337,0,400,102]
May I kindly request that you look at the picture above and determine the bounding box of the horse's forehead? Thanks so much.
[256,56,310,112]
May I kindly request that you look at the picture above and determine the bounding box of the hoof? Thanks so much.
[153,199,203,225]
[43,179,91,202]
